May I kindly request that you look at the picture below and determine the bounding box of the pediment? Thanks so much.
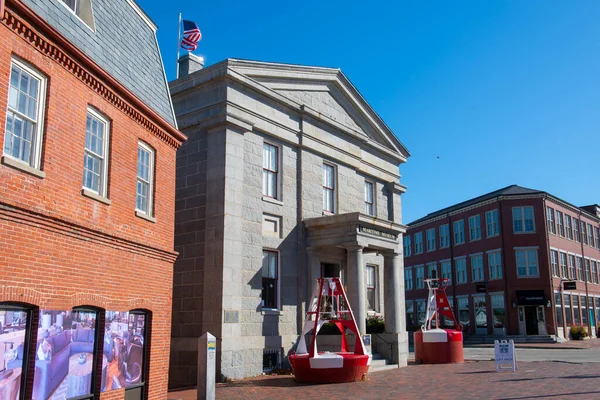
[227,60,409,159]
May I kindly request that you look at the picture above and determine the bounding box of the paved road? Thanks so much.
[462,346,600,363]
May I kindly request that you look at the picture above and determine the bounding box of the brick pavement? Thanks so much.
[168,360,600,400]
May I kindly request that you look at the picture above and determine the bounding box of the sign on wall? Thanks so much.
[494,339,517,372]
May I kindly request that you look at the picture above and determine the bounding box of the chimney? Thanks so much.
[177,53,204,78]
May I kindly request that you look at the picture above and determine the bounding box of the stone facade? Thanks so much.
[169,59,409,386]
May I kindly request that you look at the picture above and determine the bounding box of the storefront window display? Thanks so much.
[0,307,28,400]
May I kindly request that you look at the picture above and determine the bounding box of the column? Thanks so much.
[306,248,321,305]
[346,245,366,334]
[384,252,403,333]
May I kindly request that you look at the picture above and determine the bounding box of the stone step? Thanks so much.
[369,364,399,373]
[370,358,389,367]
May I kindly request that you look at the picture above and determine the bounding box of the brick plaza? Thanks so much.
[169,359,600,400]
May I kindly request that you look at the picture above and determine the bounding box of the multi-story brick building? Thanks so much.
[0,0,184,399]
[404,185,600,341]
[168,56,410,386]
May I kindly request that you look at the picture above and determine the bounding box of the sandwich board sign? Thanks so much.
[494,339,517,372]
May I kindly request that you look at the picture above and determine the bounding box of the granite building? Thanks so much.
[169,56,410,386]
[0,0,185,399]
[404,185,600,341]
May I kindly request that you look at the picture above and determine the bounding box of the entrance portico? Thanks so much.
[304,212,405,336]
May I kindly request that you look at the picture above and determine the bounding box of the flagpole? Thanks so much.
[176,13,182,79]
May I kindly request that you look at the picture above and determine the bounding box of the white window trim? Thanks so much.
[414,232,424,254]
[470,254,484,282]
[415,264,425,289]
[485,209,499,238]
[82,107,110,198]
[56,0,96,32]
[135,141,155,217]
[366,264,379,312]
[322,162,337,214]
[262,141,282,202]
[262,248,281,310]
[364,179,376,217]
[455,257,468,284]
[487,250,503,281]
[3,58,47,171]
[426,228,436,252]
[512,206,536,234]
[469,215,481,242]
[453,220,465,245]
[405,266,413,291]
[515,247,540,278]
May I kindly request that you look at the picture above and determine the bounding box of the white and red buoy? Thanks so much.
[414,278,464,364]
[289,277,371,383]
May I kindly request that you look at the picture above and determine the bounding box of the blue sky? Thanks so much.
[142,0,600,223]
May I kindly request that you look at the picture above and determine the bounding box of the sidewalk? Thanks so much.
[168,359,600,400]
[465,338,600,350]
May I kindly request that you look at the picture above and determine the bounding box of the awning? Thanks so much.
[516,290,546,306]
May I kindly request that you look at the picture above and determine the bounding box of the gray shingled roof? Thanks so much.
[408,185,544,225]
[22,0,175,126]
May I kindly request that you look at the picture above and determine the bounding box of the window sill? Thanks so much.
[135,210,156,223]
[261,309,281,315]
[81,188,111,205]
[1,156,46,179]
[322,211,335,216]
[262,196,283,206]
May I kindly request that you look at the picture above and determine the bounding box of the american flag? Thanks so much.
[181,20,202,51]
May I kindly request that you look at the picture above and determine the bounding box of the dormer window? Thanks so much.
[58,0,95,29]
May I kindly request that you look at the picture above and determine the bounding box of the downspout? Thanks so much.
[498,197,511,335]
[543,195,558,338]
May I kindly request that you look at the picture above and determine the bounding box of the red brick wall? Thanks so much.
[0,6,180,400]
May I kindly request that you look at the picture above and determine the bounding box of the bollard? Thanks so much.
[197,332,216,400]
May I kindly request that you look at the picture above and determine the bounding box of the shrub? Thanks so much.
[570,325,589,340]
[366,316,385,333]
[318,322,342,335]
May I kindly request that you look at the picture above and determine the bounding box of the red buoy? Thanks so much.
[413,278,464,364]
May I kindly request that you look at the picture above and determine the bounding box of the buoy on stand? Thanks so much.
[414,277,464,364]
[289,277,371,383]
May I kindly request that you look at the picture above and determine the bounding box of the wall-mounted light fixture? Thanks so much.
[547,300,551,308]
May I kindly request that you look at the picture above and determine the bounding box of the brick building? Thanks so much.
[404,185,600,341]
[0,0,184,399]
[168,56,410,386]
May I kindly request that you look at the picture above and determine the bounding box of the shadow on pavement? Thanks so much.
[496,391,600,400]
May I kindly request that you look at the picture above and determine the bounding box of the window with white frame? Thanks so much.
[596,227,600,248]
[488,251,502,280]
[565,215,573,240]
[405,301,414,327]
[455,258,467,284]
[426,228,436,252]
[262,250,278,309]
[364,180,375,216]
[403,235,412,257]
[136,142,154,216]
[556,211,564,237]
[558,251,567,278]
[585,259,592,283]
[485,210,499,237]
[547,207,556,234]
[581,221,588,245]
[471,254,484,282]
[414,232,423,254]
[469,215,481,241]
[439,224,450,248]
[4,59,47,169]
[263,142,279,199]
[366,265,377,311]
[568,254,576,280]
[415,266,425,289]
[550,250,558,277]
[588,224,594,248]
[574,218,580,242]
[453,220,465,244]
[427,262,437,279]
[515,249,538,277]
[513,206,535,233]
[440,260,451,281]
[405,267,413,290]
[592,261,598,284]
[322,163,336,213]
[576,256,584,281]
[58,0,95,28]
[457,297,470,327]
[82,108,109,196]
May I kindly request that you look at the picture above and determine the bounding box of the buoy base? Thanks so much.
[289,352,370,383]
[414,329,464,364]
